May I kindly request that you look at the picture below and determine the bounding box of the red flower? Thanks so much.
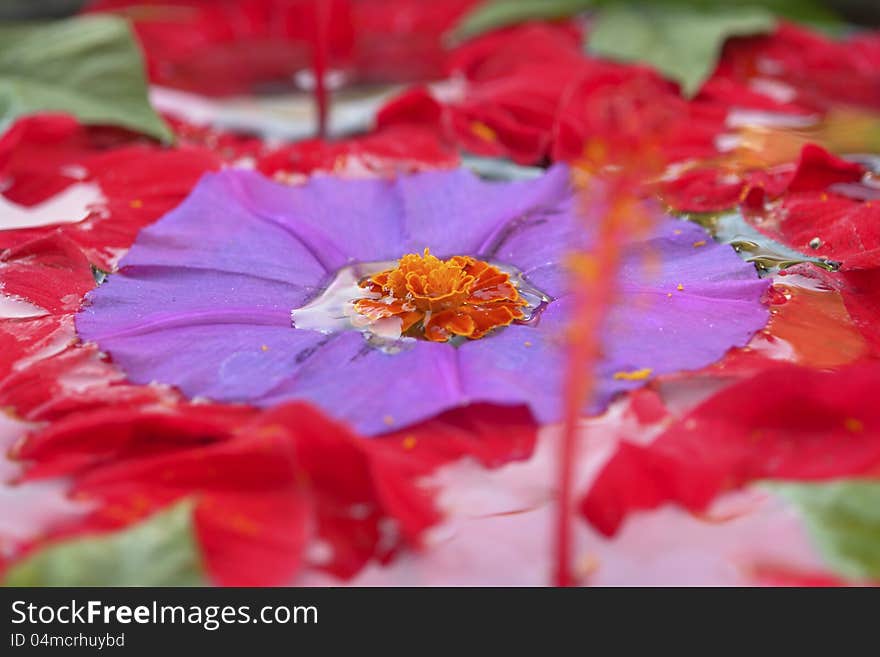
[349,0,480,83]
[84,0,351,97]
[374,403,537,481]
[747,563,865,587]
[0,229,180,425]
[552,66,726,166]
[770,187,880,271]
[580,362,880,536]
[257,124,458,180]
[165,115,268,163]
[783,264,880,357]
[706,23,880,114]
[742,146,878,271]
[377,22,589,164]
[10,402,421,584]
[0,115,222,270]
[6,398,536,585]
[379,21,728,166]
[86,0,479,96]
[0,233,94,316]
[662,143,865,212]
[0,234,94,384]
[0,114,136,206]
[662,143,880,270]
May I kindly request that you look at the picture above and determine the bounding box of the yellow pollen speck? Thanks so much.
[844,418,864,433]
[575,552,600,579]
[676,283,684,291]
[667,292,673,298]
[820,193,828,202]
[693,240,706,248]
[524,341,533,347]
[383,415,395,426]
[129,199,143,208]
[260,344,269,352]
[256,424,285,439]
[613,367,653,381]
[470,121,497,143]
[402,436,417,450]
[673,229,682,235]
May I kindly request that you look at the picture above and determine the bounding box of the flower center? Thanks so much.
[353,248,528,342]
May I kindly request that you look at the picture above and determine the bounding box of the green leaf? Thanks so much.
[774,480,880,581]
[735,0,841,27]
[452,0,597,41]
[0,15,173,142]
[451,0,838,43]
[588,4,776,97]
[3,501,207,586]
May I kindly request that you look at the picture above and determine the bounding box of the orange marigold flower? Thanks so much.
[353,248,527,342]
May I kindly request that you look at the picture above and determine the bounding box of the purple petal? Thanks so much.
[258,333,464,436]
[399,163,573,257]
[78,316,327,401]
[479,191,582,299]
[227,171,407,268]
[460,219,769,423]
[459,302,568,422]
[229,165,574,265]
[124,172,328,289]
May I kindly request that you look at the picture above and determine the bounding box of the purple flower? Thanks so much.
[75,166,768,435]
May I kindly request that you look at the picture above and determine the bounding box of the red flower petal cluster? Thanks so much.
[0,114,223,270]
[378,21,735,166]
[706,23,880,114]
[580,362,880,537]
[11,402,424,585]
[85,0,480,95]
[379,20,880,171]
[257,124,459,180]
[663,143,880,271]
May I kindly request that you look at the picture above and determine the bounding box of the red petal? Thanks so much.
[0,234,94,314]
[11,401,446,584]
[258,124,458,178]
[785,144,865,193]
[581,362,880,536]
[0,116,222,270]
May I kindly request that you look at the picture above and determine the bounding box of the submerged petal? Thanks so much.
[258,333,464,436]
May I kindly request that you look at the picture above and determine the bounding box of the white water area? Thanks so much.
[0,182,104,231]
[0,293,48,319]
